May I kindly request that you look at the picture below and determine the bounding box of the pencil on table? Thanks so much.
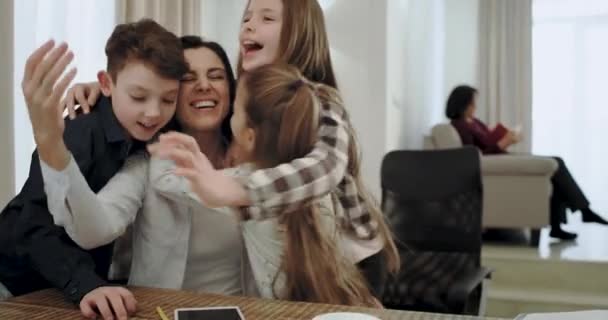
[156,306,170,320]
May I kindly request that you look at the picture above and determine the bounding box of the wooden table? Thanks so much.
[0,287,509,320]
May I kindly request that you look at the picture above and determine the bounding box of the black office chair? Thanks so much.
[380,147,492,315]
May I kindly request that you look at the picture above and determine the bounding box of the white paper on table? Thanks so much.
[515,310,608,320]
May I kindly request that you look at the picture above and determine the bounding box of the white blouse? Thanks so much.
[240,195,338,299]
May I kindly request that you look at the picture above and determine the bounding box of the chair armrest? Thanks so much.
[481,155,558,176]
[446,266,493,312]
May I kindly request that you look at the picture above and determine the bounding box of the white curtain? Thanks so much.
[387,0,446,150]
[200,0,246,67]
[117,0,202,36]
[533,0,608,213]
[478,0,533,153]
[387,0,481,151]
[323,0,393,197]
[0,0,14,206]
[13,0,116,192]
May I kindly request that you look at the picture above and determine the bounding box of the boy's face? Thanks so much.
[240,0,283,72]
[99,62,179,141]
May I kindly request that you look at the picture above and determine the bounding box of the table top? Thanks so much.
[0,287,509,320]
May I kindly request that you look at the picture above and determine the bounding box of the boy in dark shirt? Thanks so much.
[0,19,188,320]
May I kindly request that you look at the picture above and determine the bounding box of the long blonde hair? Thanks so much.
[239,0,400,277]
[241,64,377,306]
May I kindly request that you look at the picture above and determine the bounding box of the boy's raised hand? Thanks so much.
[22,40,77,170]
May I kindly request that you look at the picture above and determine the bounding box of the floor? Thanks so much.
[481,212,608,318]
[483,212,608,262]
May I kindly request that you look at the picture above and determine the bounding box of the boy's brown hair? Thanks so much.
[105,19,188,81]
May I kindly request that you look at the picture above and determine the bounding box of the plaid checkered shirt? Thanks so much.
[239,99,379,241]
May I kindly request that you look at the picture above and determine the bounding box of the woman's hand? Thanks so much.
[61,81,102,119]
[511,128,523,143]
[498,131,520,150]
[147,132,250,208]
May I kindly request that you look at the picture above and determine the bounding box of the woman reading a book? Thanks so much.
[446,85,607,240]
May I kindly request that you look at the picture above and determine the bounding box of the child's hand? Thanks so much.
[22,40,77,170]
[148,132,250,207]
[22,40,76,144]
[62,81,101,119]
[80,286,137,320]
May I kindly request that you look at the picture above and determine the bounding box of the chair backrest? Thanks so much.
[381,147,484,312]
[431,123,463,149]
[381,147,482,252]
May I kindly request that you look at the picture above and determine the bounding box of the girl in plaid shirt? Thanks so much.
[151,0,400,300]
[233,64,377,305]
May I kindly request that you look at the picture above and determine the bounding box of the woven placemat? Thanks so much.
[5,287,503,320]
[0,301,150,320]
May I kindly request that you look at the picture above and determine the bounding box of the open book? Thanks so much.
[488,123,508,144]
[489,123,522,144]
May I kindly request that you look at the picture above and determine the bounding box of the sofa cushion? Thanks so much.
[482,155,558,176]
[431,124,462,149]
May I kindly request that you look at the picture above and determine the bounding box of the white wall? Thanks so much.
[386,0,480,152]
[325,0,388,197]
[443,0,479,98]
[386,0,446,151]
[0,0,15,207]
[386,0,408,152]
[200,0,245,68]
[330,0,480,195]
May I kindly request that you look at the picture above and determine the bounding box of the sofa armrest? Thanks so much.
[481,155,558,176]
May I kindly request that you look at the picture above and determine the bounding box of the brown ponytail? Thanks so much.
[241,64,377,306]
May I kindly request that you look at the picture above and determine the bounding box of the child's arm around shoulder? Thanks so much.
[147,100,351,219]
[242,100,350,218]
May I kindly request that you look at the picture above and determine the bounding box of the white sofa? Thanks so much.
[425,124,558,239]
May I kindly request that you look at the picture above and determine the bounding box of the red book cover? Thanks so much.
[489,123,508,144]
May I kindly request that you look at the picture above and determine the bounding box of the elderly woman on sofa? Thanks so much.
[445,85,607,241]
